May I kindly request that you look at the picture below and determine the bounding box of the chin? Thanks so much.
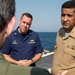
[63,26,69,29]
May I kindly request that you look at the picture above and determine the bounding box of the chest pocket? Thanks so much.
[65,45,75,57]
[61,45,75,66]
[28,43,35,49]
[11,44,21,51]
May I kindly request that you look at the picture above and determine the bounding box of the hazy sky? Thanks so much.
[15,0,68,32]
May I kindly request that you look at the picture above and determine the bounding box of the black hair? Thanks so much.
[0,0,15,32]
[21,13,33,21]
[62,1,75,9]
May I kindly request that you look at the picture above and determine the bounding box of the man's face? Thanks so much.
[19,15,32,34]
[61,8,75,32]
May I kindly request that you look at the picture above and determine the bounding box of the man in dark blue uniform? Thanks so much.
[1,12,43,67]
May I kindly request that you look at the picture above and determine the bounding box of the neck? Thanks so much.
[64,28,73,33]
[18,28,21,34]
[18,28,27,34]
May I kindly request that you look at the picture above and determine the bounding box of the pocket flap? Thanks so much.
[64,45,75,57]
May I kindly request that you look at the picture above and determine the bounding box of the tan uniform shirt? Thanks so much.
[51,27,75,75]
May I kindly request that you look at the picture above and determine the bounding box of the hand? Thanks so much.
[17,60,32,66]
[57,70,68,75]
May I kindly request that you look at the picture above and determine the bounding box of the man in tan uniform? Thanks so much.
[51,1,75,75]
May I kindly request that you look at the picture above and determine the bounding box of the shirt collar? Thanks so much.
[59,27,75,39]
[69,26,75,38]
[14,27,32,36]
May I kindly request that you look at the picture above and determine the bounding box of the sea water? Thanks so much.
[37,32,57,52]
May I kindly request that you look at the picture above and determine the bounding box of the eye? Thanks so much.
[67,14,73,17]
[23,21,26,24]
[27,23,31,25]
[22,21,31,25]
[61,14,65,17]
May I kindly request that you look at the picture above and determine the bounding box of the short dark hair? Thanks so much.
[0,0,15,32]
[21,13,33,21]
[62,1,75,9]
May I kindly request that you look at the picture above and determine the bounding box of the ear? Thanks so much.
[6,16,16,36]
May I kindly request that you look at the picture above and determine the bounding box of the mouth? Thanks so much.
[63,22,69,26]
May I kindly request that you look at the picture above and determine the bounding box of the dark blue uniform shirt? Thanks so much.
[1,27,43,66]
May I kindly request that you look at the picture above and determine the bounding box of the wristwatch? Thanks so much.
[31,59,34,63]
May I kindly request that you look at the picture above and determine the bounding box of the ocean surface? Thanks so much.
[37,32,57,52]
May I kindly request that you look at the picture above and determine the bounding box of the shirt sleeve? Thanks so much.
[35,33,44,54]
[1,37,11,54]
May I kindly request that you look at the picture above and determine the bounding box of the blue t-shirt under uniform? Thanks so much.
[1,27,43,66]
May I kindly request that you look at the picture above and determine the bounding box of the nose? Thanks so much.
[63,15,68,21]
[24,23,27,27]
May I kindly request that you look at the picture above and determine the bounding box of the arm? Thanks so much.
[57,71,68,75]
[31,53,42,63]
[3,54,18,65]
